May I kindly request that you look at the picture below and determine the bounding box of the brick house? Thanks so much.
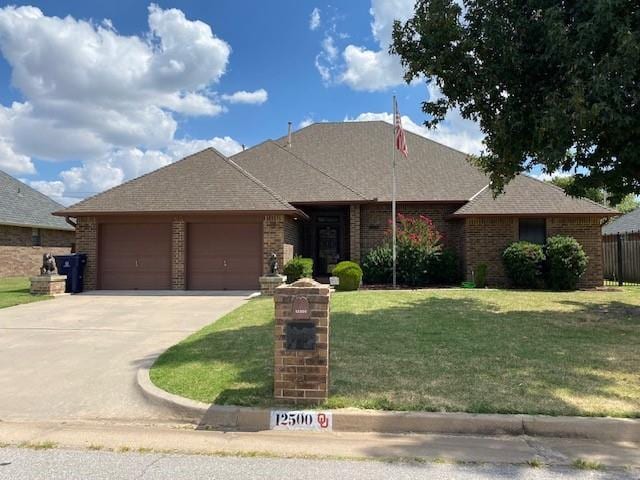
[55,121,615,290]
[1,170,75,278]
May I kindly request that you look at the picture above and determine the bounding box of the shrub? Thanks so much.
[503,241,545,288]
[283,256,313,283]
[544,235,588,290]
[362,245,393,284]
[332,261,363,291]
[429,249,460,285]
[396,242,431,286]
[474,263,488,288]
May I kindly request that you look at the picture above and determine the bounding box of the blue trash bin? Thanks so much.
[54,254,87,293]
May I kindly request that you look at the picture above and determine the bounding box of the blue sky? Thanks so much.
[0,0,486,205]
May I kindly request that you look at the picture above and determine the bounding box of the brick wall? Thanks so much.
[284,217,301,257]
[264,215,294,274]
[171,217,186,290]
[547,217,603,288]
[75,217,97,290]
[0,224,74,277]
[463,216,604,288]
[464,217,518,286]
[349,204,361,263]
[360,203,465,259]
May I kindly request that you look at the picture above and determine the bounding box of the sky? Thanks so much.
[0,0,491,205]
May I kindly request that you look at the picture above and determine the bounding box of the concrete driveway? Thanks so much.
[0,291,253,423]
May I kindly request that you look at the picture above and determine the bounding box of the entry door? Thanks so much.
[317,225,341,275]
[187,222,261,290]
[99,223,172,290]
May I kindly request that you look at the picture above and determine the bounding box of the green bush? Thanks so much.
[474,263,488,288]
[429,249,461,285]
[544,235,588,290]
[396,242,431,286]
[362,245,393,284]
[332,261,363,291]
[503,241,545,288]
[283,256,313,283]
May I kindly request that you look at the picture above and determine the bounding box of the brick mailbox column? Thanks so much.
[274,278,331,404]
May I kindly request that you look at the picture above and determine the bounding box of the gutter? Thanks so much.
[64,216,77,229]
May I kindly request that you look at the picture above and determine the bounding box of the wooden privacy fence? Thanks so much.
[603,231,640,286]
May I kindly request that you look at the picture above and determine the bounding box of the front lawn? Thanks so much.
[0,277,50,309]
[150,288,640,417]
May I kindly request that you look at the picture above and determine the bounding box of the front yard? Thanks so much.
[150,288,640,417]
[0,277,50,309]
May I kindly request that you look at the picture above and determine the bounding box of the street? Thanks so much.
[0,447,637,480]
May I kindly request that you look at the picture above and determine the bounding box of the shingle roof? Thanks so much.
[262,121,489,202]
[0,170,73,231]
[602,208,640,235]
[56,148,297,216]
[231,140,368,202]
[453,174,617,217]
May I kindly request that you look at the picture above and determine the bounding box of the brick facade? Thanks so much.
[75,217,98,290]
[171,217,186,290]
[463,216,604,288]
[0,224,74,278]
[264,215,297,275]
[547,217,603,288]
[359,202,465,260]
[464,217,518,286]
[284,217,301,258]
[349,204,361,263]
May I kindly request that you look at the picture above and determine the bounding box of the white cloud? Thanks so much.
[26,180,76,206]
[309,7,321,31]
[0,4,256,201]
[221,89,268,105]
[346,110,484,155]
[298,117,314,129]
[316,0,414,91]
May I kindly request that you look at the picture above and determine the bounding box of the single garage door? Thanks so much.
[99,223,171,290]
[187,222,261,290]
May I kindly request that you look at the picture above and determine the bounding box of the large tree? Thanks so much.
[391,0,640,203]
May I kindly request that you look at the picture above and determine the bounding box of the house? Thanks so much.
[55,121,616,290]
[1,170,75,278]
[602,208,640,237]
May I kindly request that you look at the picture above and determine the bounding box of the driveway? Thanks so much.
[0,291,253,422]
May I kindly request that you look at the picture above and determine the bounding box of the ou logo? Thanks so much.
[317,413,329,428]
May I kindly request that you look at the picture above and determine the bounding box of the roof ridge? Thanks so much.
[220,150,295,211]
[268,141,370,200]
[61,147,215,212]
[522,173,617,212]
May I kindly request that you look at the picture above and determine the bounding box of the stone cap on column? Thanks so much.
[275,277,331,296]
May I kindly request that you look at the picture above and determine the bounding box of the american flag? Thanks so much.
[394,98,408,158]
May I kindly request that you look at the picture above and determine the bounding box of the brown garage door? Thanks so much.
[187,222,261,290]
[99,223,171,290]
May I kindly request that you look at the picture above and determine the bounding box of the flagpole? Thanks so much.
[392,95,397,288]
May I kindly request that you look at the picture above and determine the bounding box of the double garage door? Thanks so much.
[99,221,261,290]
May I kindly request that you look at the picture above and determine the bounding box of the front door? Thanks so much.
[317,225,341,275]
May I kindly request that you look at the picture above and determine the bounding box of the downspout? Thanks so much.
[65,216,77,229]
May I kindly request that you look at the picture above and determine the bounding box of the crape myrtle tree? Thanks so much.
[391,0,640,203]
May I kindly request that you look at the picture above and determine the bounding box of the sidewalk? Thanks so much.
[0,420,638,468]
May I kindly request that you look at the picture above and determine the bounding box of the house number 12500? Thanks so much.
[270,410,332,431]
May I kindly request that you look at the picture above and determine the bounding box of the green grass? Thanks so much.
[150,287,640,417]
[0,277,51,309]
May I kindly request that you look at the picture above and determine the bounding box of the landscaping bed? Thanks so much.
[150,288,640,417]
[0,277,50,309]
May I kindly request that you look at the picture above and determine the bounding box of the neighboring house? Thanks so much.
[602,207,640,237]
[55,122,616,291]
[0,170,75,278]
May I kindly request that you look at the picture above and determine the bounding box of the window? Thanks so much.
[519,218,546,244]
[31,228,41,246]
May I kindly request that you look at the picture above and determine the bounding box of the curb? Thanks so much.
[137,367,640,441]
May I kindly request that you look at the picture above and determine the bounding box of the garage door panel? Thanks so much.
[99,223,171,290]
[187,222,261,290]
